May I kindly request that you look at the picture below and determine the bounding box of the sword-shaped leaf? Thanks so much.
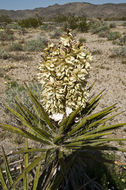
[24,140,28,190]
[0,123,51,144]
[25,83,55,132]
[15,98,53,139]
[2,147,15,190]
[67,104,117,137]
[10,153,45,189]
[0,165,8,190]
[6,104,53,142]
[84,123,126,136]
[32,163,41,190]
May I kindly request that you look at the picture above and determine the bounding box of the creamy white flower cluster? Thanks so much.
[38,31,92,120]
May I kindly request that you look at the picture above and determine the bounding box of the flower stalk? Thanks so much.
[38,30,92,121]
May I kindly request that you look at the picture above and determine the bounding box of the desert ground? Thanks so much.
[0,20,126,160]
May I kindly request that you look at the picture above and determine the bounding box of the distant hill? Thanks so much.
[0,2,126,20]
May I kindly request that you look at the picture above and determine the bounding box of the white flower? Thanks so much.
[85,62,90,69]
[38,30,92,120]
[66,107,73,116]
[60,36,70,46]
[51,113,64,121]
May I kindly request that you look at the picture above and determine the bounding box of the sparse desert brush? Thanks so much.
[110,46,126,58]
[24,40,45,51]
[0,30,126,190]
[91,24,109,34]
[98,31,109,38]
[77,19,90,32]
[18,17,43,28]
[107,31,121,41]
[9,42,23,51]
[0,31,14,41]
[6,23,21,30]
[113,35,126,46]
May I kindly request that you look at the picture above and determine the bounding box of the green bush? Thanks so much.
[107,31,121,41]
[109,23,116,28]
[24,40,45,51]
[18,17,43,28]
[9,43,23,51]
[91,25,109,34]
[0,14,12,25]
[78,19,89,32]
[68,16,78,30]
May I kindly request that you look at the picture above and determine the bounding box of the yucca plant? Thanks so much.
[0,30,126,189]
[0,85,126,189]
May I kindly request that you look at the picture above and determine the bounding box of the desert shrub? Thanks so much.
[110,47,126,57]
[78,19,90,32]
[6,23,21,30]
[54,14,68,23]
[18,17,42,28]
[98,31,109,38]
[0,49,9,59]
[40,23,48,30]
[107,31,121,41]
[0,14,12,26]
[53,15,89,32]
[24,40,45,51]
[0,31,14,41]
[9,43,23,51]
[68,16,78,30]
[91,25,109,34]
[109,23,116,28]
[113,35,126,46]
